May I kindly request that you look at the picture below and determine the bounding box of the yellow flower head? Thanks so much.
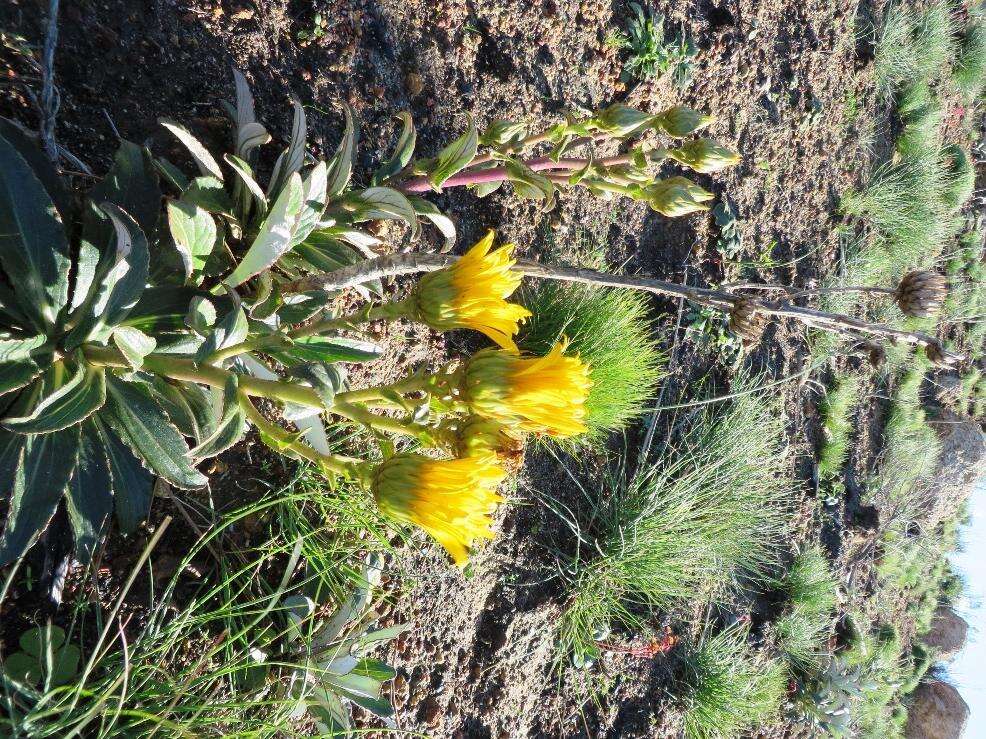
[412,232,532,351]
[372,453,506,566]
[463,340,593,438]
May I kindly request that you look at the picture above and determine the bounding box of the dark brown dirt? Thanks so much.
[0,0,970,737]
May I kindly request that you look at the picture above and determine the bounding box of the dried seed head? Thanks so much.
[867,343,887,369]
[924,340,957,368]
[729,298,766,346]
[895,271,948,319]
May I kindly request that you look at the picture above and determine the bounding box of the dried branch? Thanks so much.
[280,254,964,365]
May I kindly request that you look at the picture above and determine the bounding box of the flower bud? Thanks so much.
[642,176,714,217]
[654,106,715,138]
[590,104,655,137]
[454,416,526,472]
[667,138,741,173]
[480,119,528,146]
[895,271,948,319]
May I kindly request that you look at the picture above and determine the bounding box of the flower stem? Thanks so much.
[240,396,360,476]
[83,345,326,410]
[333,402,429,440]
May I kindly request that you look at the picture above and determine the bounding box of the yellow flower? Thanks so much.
[372,453,506,565]
[411,232,532,351]
[463,340,592,438]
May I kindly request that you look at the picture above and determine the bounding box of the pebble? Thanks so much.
[405,72,424,96]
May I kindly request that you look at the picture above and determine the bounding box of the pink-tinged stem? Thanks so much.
[398,153,635,193]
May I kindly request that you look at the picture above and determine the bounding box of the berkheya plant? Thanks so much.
[0,69,735,568]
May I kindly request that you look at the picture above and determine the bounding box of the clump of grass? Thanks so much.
[953,8,986,100]
[558,390,794,660]
[940,143,976,212]
[868,358,942,513]
[840,150,952,273]
[818,374,862,480]
[519,281,665,443]
[776,546,839,672]
[896,80,944,158]
[874,1,956,94]
[680,623,789,739]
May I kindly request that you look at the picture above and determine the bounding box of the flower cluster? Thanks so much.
[366,234,592,564]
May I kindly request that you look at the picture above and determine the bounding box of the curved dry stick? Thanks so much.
[280,254,965,365]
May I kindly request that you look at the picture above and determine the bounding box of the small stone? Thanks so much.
[417,696,442,725]
[405,72,424,96]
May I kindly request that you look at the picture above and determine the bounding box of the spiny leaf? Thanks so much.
[0,132,71,331]
[189,376,246,459]
[103,374,207,490]
[373,112,416,185]
[112,326,157,369]
[65,421,113,562]
[326,103,357,198]
[268,97,307,199]
[0,425,81,565]
[167,199,217,279]
[3,361,106,434]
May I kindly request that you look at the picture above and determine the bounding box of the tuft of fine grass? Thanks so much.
[558,389,794,660]
[680,623,789,739]
[519,281,665,443]
[953,9,986,101]
[775,546,838,672]
[874,1,957,94]
[818,374,862,480]
[868,357,942,515]
[940,143,976,212]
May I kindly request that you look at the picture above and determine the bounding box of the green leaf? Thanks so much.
[407,196,455,250]
[19,624,65,656]
[91,415,154,534]
[0,336,48,394]
[0,132,71,331]
[311,686,351,734]
[3,361,105,434]
[0,425,81,565]
[182,176,234,214]
[185,296,217,333]
[325,103,357,198]
[224,172,304,287]
[195,301,248,363]
[155,157,190,191]
[112,326,157,369]
[323,670,382,700]
[351,658,396,682]
[267,97,307,199]
[286,363,345,410]
[86,140,162,245]
[291,161,328,248]
[428,118,478,190]
[49,643,80,686]
[149,378,213,442]
[64,204,150,347]
[505,158,555,206]
[189,376,246,459]
[224,153,268,220]
[3,652,40,686]
[65,421,113,562]
[167,200,217,279]
[353,187,419,237]
[0,118,72,220]
[372,112,415,184]
[232,67,271,159]
[125,286,219,334]
[269,336,382,366]
[103,375,207,489]
[275,292,332,325]
[159,119,224,180]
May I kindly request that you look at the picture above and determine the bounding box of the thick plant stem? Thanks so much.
[334,374,431,405]
[240,397,359,475]
[83,345,326,410]
[333,402,428,439]
[277,254,965,364]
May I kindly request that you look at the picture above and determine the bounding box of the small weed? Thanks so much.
[296,12,331,45]
[776,546,839,673]
[608,3,697,86]
[680,622,789,739]
[818,374,862,480]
